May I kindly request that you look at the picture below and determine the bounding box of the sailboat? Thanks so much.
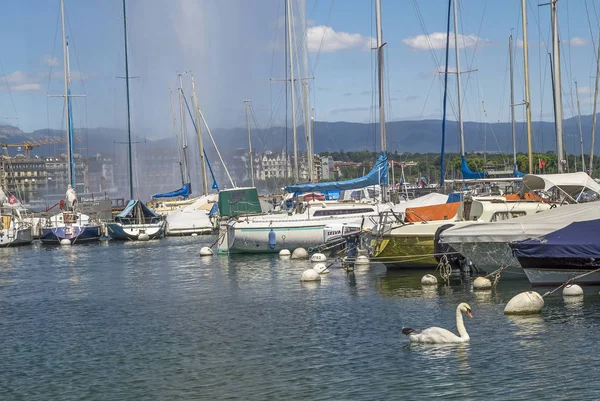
[40,0,101,245]
[0,188,33,246]
[107,0,166,241]
[150,74,219,235]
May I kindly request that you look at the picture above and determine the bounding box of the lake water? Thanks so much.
[1,237,600,400]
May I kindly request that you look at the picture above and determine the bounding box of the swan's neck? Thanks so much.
[456,308,469,339]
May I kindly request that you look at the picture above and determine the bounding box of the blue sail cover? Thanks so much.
[117,199,160,219]
[152,183,191,199]
[511,220,600,259]
[513,165,525,178]
[285,152,389,193]
[461,156,486,179]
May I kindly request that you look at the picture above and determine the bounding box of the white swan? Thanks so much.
[402,302,473,344]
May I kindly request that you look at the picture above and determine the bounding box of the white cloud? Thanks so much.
[577,85,594,95]
[42,55,60,67]
[1,69,94,93]
[307,25,374,53]
[570,37,587,47]
[516,38,524,49]
[12,83,41,92]
[403,32,488,51]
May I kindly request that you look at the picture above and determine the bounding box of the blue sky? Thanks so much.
[0,0,599,146]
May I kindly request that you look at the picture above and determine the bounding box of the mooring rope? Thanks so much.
[542,267,600,298]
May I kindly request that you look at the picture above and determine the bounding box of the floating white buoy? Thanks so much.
[354,255,370,265]
[191,233,198,237]
[311,253,327,263]
[138,233,150,241]
[291,247,309,259]
[421,274,438,286]
[301,268,321,282]
[504,291,544,315]
[562,284,583,297]
[59,238,71,246]
[200,246,213,256]
[473,276,492,291]
[312,263,330,274]
[279,249,291,258]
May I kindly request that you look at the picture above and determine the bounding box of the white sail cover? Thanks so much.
[391,193,449,213]
[522,172,600,197]
[441,202,600,245]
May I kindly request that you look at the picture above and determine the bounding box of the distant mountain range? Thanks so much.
[1,113,599,158]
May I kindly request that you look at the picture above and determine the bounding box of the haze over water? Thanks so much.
[1,238,599,400]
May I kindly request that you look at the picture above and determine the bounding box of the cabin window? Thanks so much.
[490,211,526,222]
[313,207,374,217]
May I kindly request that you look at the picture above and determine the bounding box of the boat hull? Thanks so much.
[0,228,33,247]
[226,223,325,253]
[373,235,438,268]
[519,257,600,286]
[40,225,101,245]
[107,222,165,240]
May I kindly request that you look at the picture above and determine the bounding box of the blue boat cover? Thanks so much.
[446,192,462,203]
[152,183,191,199]
[513,164,525,178]
[461,156,486,179]
[511,220,600,259]
[285,152,388,193]
[117,199,160,219]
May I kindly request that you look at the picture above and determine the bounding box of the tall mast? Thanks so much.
[375,0,386,154]
[170,89,185,185]
[60,0,74,189]
[452,0,465,157]
[244,100,255,187]
[178,73,190,185]
[522,0,533,174]
[303,82,312,181]
[286,0,298,182]
[575,79,585,171]
[509,35,517,174]
[122,0,134,199]
[375,0,388,201]
[311,107,315,180]
[551,0,565,173]
[192,75,207,195]
[589,27,600,174]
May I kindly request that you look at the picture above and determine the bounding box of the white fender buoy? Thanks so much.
[504,291,544,315]
[291,247,309,260]
[138,233,150,241]
[311,253,327,263]
[313,263,330,274]
[200,246,213,256]
[279,249,291,258]
[191,233,198,237]
[301,268,321,282]
[562,284,583,297]
[354,255,370,265]
[473,276,492,291]
[59,238,71,246]
[421,274,438,286]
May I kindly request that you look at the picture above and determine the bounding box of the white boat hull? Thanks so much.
[107,221,165,240]
[0,227,33,246]
[523,268,600,287]
[225,220,327,253]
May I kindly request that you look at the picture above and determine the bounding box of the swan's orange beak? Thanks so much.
[467,310,473,318]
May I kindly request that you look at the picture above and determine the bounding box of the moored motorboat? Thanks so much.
[510,219,600,286]
[439,173,600,273]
